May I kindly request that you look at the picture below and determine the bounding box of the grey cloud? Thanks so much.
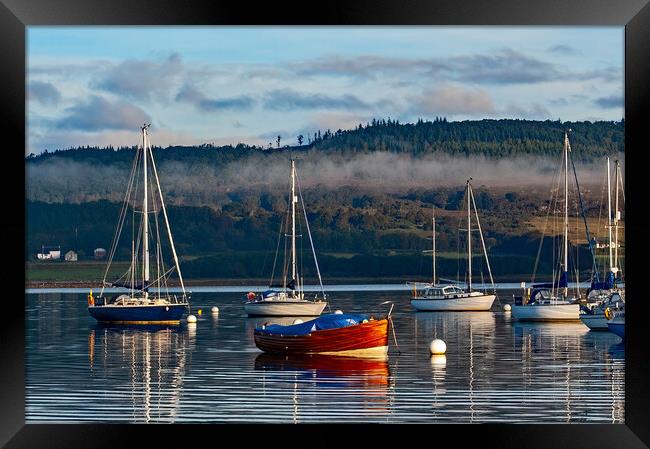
[55,96,152,132]
[200,97,255,111]
[594,95,623,109]
[28,81,61,106]
[175,84,255,111]
[175,84,203,103]
[441,50,561,84]
[264,89,372,110]
[410,85,495,116]
[29,62,111,77]
[548,44,579,55]
[92,53,183,101]
[292,55,416,79]
[291,49,619,85]
[580,67,621,83]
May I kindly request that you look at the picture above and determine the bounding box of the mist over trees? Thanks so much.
[27,118,623,205]
[26,118,624,280]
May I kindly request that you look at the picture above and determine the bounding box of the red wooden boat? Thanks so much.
[253,313,390,357]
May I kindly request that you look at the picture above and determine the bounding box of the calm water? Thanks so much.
[25,287,624,423]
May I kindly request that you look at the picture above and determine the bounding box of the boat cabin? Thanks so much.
[421,285,466,298]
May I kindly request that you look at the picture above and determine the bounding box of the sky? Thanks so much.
[26,26,624,154]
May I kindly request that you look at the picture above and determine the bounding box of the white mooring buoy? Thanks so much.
[187,314,197,323]
[503,304,512,312]
[430,339,447,355]
[211,306,219,314]
[293,319,304,324]
[334,310,343,315]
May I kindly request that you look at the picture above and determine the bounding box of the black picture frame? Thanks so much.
[3,0,649,447]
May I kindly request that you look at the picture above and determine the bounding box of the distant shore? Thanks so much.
[25,275,565,289]
[25,277,425,289]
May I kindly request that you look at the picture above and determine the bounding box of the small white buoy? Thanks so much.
[187,314,197,323]
[293,319,303,324]
[430,339,447,355]
[503,304,512,312]
[211,306,219,314]
[334,310,343,315]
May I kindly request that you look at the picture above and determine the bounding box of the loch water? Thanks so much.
[25,287,624,423]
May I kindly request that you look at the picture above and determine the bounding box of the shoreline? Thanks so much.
[25,275,576,289]
[24,278,427,289]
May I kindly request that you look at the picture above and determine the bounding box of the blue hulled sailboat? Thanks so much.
[88,125,190,324]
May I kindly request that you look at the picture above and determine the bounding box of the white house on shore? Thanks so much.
[65,250,78,262]
[37,246,61,260]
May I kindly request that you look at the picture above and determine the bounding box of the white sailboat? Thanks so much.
[512,131,580,322]
[411,179,496,311]
[244,159,328,317]
[89,124,190,324]
[580,157,625,330]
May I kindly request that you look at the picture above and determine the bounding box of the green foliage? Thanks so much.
[25,118,623,280]
[27,119,623,167]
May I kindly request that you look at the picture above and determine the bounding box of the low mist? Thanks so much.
[26,150,624,206]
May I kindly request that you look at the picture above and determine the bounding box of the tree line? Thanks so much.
[27,118,623,166]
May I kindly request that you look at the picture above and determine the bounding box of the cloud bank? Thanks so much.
[55,96,152,132]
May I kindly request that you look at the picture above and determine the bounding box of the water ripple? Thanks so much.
[25,290,624,423]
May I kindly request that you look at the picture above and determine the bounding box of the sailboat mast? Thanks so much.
[291,159,297,290]
[613,159,620,276]
[142,125,150,297]
[432,207,436,285]
[563,132,569,298]
[607,157,613,275]
[467,179,472,291]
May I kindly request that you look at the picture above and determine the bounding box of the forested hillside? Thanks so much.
[26,118,624,282]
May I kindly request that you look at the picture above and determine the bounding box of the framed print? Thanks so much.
[3,0,650,447]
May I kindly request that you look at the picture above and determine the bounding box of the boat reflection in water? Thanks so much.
[513,321,624,423]
[88,323,192,423]
[254,352,393,421]
[413,311,497,422]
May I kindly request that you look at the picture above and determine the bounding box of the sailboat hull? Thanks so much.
[607,318,625,339]
[88,303,188,324]
[579,313,610,330]
[511,303,580,321]
[411,294,495,311]
[244,300,327,317]
[254,318,389,355]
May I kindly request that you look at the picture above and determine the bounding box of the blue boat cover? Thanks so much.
[259,313,369,336]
